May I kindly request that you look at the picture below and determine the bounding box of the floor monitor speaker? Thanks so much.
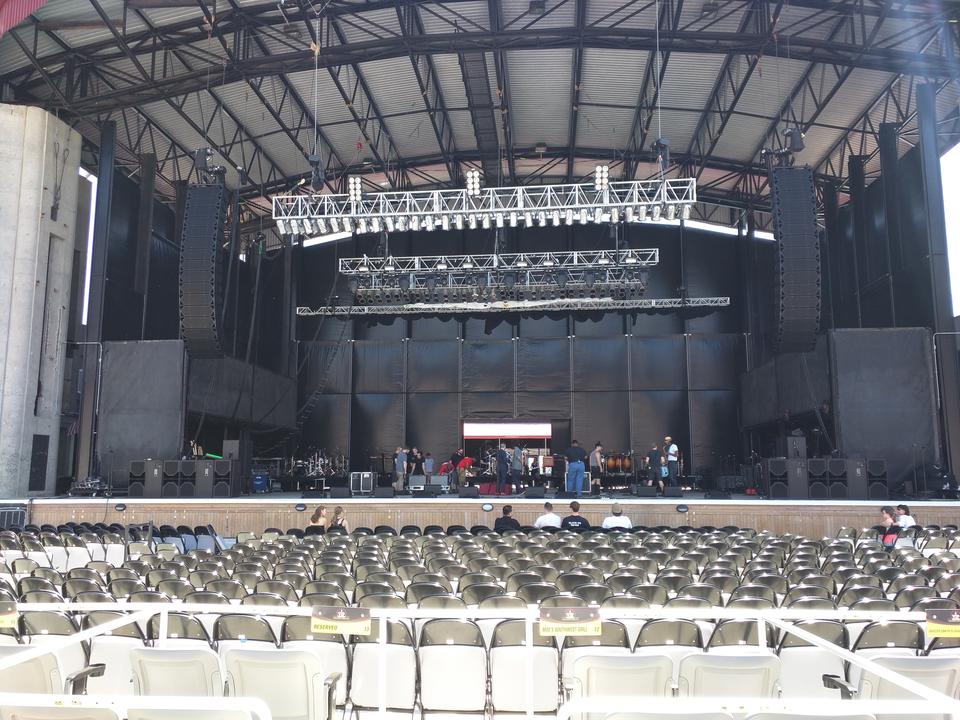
[373,486,395,499]
[413,486,441,498]
[633,486,658,497]
[459,486,479,498]
[663,487,683,498]
[523,486,545,499]
[329,487,351,499]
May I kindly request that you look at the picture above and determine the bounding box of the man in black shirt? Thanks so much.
[645,444,664,492]
[561,501,590,531]
[494,504,522,533]
[496,444,511,495]
[564,440,588,497]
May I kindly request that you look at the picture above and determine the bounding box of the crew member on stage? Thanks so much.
[450,448,465,489]
[645,444,664,493]
[589,442,604,494]
[664,436,680,487]
[511,445,524,491]
[496,444,511,495]
[393,447,407,492]
[564,440,588,497]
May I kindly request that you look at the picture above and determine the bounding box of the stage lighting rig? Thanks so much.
[761,127,806,169]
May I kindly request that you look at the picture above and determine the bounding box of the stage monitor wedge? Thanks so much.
[769,166,821,354]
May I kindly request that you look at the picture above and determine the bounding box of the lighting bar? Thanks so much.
[272,178,696,228]
[339,249,658,275]
[349,269,652,292]
[297,296,731,316]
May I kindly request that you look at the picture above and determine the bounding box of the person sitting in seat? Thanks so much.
[561,501,590,531]
[601,503,632,530]
[494,505,522,534]
[328,506,349,533]
[880,506,900,549]
[533,502,561,529]
[309,505,327,532]
[895,504,917,529]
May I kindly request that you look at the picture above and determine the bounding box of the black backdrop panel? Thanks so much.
[302,394,350,455]
[410,317,460,340]
[516,392,571,419]
[517,339,570,391]
[688,390,740,473]
[407,340,459,392]
[629,310,684,336]
[300,342,351,395]
[352,342,404,394]
[574,392,629,452]
[462,340,514,392]
[573,338,627,391]
[740,361,779,428]
[685,232,740,334]
[406,393,459,458]
[629,390,688,457]
[687,334,741,390]
[519,315,569,338]
[464,317,514,339]
[574,314,624,337]
[462,392,514,418]
[631,336,687,390]
[355,317,407,341]
[351,394,404,460]
[775,335,830,416]
[830,328,938,486]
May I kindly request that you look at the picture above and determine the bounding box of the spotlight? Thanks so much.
[385,217,395,232]
[565,210,574,226]
[624,207,634,223]
[482,214,491,229]
[342,217,353,233]
[317,218,327,235]
[638,206,648,221]
[593,208,603,224]
[509,212,518,228]
[681,204,691,220]
[330,218,340,233]
[784,127,805,153]
[425,216,435,231]
[579,209,589,225]
[276,219,289,234]
[610,208,620,224]
[301,218,315,235]
[410,216,420,231]
[495,213,505,228]
[289,219,302,235]
[594,164,609,191]
[437,261,448,270]
[666,205,676,221]
[358,218,368,234]
[462,258,475,269]
[468,214,477,230]
[384,257,395,271]
[455,215,464,230]
[552,210,561,226]
[441,215,450,231]
[537,211,546,227]
[466,168,482,196]
[543,258,555,267]
[624,253,638,265]
[652,205,662,221]
[524,211,533,226]
[348,176,363,203]
[597,257,611,266]
[515,258,529,268]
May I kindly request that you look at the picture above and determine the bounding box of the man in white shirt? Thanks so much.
[895,504,917,528]
[601,503,632,530]
[533,501,562,529]
[664,435,679,486]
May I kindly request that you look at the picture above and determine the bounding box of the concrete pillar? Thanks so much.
[0,105,82,497]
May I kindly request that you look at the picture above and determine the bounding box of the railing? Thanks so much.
[1,602,959,720]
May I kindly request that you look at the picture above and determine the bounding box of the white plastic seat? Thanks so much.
[86,635,141,695]
[224,647,338,720]
[0,646,62,694]
[129,647,224,696]
[350,621,417,715]
[566,655,673,720]
[677,653,781,698]
[418,619,487,715]
[857,656,960,720]
[489,620,558,713]
[778,621,848,699]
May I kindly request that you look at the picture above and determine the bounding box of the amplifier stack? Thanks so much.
[759,457,887,500]
[128,459,241,498]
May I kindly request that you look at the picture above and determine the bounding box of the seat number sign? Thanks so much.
[926,609,960,638]
[311,606,371,636]
[539,607,601,636]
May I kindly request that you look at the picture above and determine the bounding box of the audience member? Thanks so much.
[561,501,590,531]
[494,504,522,533]
[328,506,349,532]
[533,502,561,529]
[880,505,900,549]
[601,503,632,530]
[895,504,916,528]
[309,505,327,531]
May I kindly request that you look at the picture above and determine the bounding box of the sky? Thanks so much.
[942,142,960,315]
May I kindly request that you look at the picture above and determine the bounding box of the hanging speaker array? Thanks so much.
[179,184,227,357]
[768,167,821,354]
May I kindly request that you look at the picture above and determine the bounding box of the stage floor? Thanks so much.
[19,493,960,538]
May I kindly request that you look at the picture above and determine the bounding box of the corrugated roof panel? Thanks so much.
[579,48,646,108]
[713,114,770,162]
[817,68,892,138]
[214,81,286,144]
[586,0,657,29]
[735,56,809,125]
[678,0,748,33]
[357,57,440,157]
[285,68,357,127]
[337,8,400,44]
[576,106,634,150]
[660,53,725,110]
[508,48,572,147]
[501,0,575,31]
[430,53,478,152]
[140,4,205,28]
[0,27,58,74]
[649,108,703,153]
[776,4,841,41]
[418,1,489,33]
[486,51,506,149]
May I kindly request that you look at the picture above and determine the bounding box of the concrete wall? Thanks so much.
[0,105,82,497]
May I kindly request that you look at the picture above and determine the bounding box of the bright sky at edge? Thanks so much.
[943,142,960,315]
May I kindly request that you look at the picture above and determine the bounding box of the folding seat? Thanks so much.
[130,646,223,696]
[776,620,848,698]
[517,582,560,605]
[0,645,105,695]
[635,619,703,682]
[206,579,247,601]
[540,594,587,608]
[405,581,448,605]
[729,583,778,606]
[350,619,416,719]
[147,613,213,650]
[848,620,923,687]
[787,597,838,611]
[409,573,453,592]
[573,583,613,605]
[628,583,668,606]
[109,578,147,599]
[255,579,299,602]
[489,620,559,715]
[319,572,356,601]
[366,572,406,594]
[214,614,277,656]
[19,610,88,681]
[894,585,938,609]
[418,619,488,718]
[607,573,644,595]
[560,620,631,680]
[556,572,595,593]
[676,583,722,605]
[528,565,561,583]
[155,579,193,600]
[678,652,781,698]
[81,610,145,695]
[223,648,339,720]
[506,571,542,593]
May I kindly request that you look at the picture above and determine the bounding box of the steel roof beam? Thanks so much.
[459,51,501,184]
[685,0,785,180]
[395,0,462,186]
[487,0,514,183]
[565,0,587,181]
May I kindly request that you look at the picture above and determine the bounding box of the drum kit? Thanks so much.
[287,449,348,489]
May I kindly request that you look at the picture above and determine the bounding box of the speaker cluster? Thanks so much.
[761,457,887,500]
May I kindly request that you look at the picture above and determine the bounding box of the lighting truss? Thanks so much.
[297,297,731,316]
[273,178,696,232]
[340,249,658,274]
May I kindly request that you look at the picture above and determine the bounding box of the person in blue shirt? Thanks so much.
[564,440,588,497]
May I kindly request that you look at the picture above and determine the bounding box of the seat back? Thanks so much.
[129,647,223,696]
[678,654,781,698]
[565,655,673,720]
[0,645,61,694]
[224,648,326,720]
[418,619,487,712]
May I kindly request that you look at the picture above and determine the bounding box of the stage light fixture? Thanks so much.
[289,219,302,235]
[301,218,315,235]
[441,215,450,231]
[524,211,533,226]
[455,215,464,230]
[652,205,662,221]
[610,207,620,223]
[552,210,561,226]
[537,211,547,227]
[468,214,477,230]
[462,259,475,269]
[384,257,395,271]
[371,217,382,233]
[495,213,505,228]
[594,164,609,191]
[482,214,491,229]
[466,168,482,196]
[348,176,363,203]
[555,270,567,288]
[624,254,638,265]
[784,127,805,153]
[424,216,435,231]
[681,204,691,220]
[276,219,289,234]
[330,218,340,233]
[579,209,589,224]
[397,216,408,231]
[666,205,676,221]
[624,207,634,223]
[385,217,395,232]
[594,208,604,223]
[410,216,420,231]
[399,275,411,291]
[543,258,555,267]
[638,206,648,221]
[515,258,529,268]
[509,212,518,228]
[342,217,353,232]
[597,257,611,266]
[358,218,368,234]
[436,261,448,270]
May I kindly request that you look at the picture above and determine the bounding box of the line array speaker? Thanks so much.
[179,183,227,358]
[769,166,821,353]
